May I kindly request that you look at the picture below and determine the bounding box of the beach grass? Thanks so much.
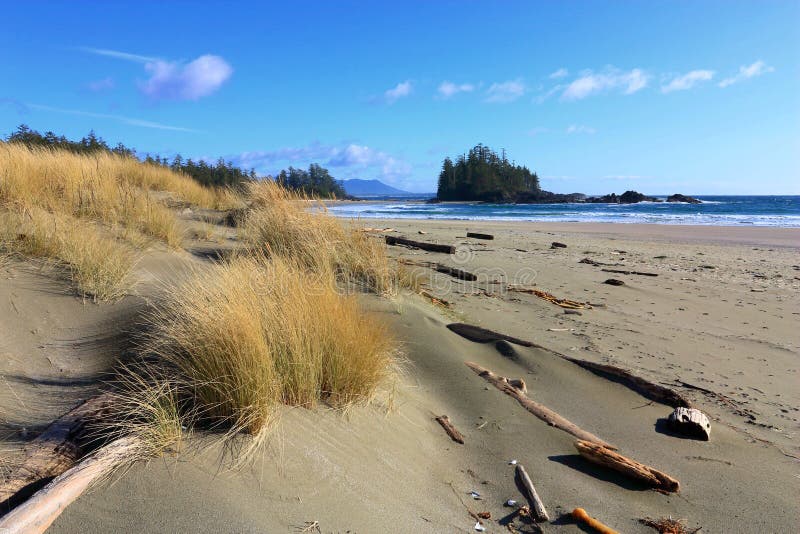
[0,208,137,301]
[140,254,397,445]
[241,180,418,295]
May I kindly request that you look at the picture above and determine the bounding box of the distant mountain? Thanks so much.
[341,179,410,196]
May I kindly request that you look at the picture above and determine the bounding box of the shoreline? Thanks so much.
[347,217,800,247]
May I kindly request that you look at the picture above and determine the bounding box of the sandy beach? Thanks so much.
[3,212,797,533]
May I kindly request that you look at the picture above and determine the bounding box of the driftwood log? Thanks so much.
[602,268,658,277]
[385,235,455,254]
[0,393,114,506]
[465,362,614,449]
[560,357,690,408]
[466,232,494,240]
[668,407,711,440]
[574,440,680,493]
[550,242,567,249]
[434,264,477,281]
[434,415,465,444]
[0,436,142,534]
[447,323,534,347]
[572,508,619,534]
[515,464,549,522]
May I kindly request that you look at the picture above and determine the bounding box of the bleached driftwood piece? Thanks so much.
[465,362,614,449]
[573,440,680,493]
[515,464,549,522]
[0,393,113,504]
[0,436,142,534]
[668,407,711,440]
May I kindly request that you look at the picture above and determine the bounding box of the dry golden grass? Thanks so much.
[0,208,136,301]
[0,143,241,247]
[141,254,396,443]
[241,180,418,295]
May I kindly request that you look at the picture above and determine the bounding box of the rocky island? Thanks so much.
[436,144,700,204]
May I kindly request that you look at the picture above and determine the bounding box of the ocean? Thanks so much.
[328,195,800,228]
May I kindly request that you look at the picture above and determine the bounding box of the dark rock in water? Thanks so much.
[586,190,661,204]
[667,193,702,204]
[604,279,625,286]
[551,242,567,249]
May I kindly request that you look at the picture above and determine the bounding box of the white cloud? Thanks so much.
[384,81,413,104]
[718,60,774,88]
[561,68,648,100]
[549,68,568,79]
[26,103,198,132]
[139,55,233,101]
[80,47,233,101]
[566,125,596,134]
[661,70,715,93]
[437,81,475,99]
[234,142,413,185]
[86,77,115,92]
[485,80,525,103]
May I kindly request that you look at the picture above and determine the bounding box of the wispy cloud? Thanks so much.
[437,81,475,99]
[661,70,714,93]
[234,142,413,185]
[718,60,774,88]
[561,67,648,100]
[78,47,158,63]
[485,79,525,103]
[549,68,568,79]
[384,81,413,104]
[25,103,198,132]
[80,47,233,101]
[86,77,115,92]
[566,124,596,134]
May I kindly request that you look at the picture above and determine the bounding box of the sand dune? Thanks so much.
[3,214,799,533]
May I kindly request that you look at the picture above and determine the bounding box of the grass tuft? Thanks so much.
[141,254,396,444]
[0,208,136,301]
[241,180,418,295]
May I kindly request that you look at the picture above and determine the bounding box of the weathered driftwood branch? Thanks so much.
[668,407,711,440]
[559,357,691,408]
[447,323,534,347]
[572,508,620,534]
[466,232,494,240]
[385,235,455,254]
[506,286,588,309]
[0,393,114,505]
[434,264,477,281]
[0,435,142,534]
[515,464,549,522]
[434,415,465,444]
[573,440,680,493]
[602,268,658,277]
[465,362,614,449]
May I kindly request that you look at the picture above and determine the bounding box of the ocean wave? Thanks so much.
[327,197,800,227]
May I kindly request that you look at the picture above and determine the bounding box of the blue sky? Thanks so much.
[2,1,798,194]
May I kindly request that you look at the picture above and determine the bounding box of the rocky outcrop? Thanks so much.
[667,194,701,204]
[585,190,660,204]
